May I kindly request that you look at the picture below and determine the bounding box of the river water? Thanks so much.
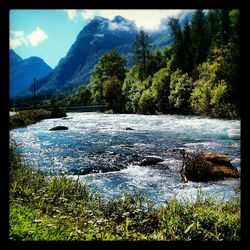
[10,112,240,206]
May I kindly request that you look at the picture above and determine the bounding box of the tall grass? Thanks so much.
[9,146,240,241]
[9,108,66,130]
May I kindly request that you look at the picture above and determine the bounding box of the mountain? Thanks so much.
[10,49,52,98]
[23,16,138,98]
[15,12,194,99]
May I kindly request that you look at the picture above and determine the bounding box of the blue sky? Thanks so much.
[10,10,181,68]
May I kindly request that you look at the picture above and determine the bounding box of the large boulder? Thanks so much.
[49,126,68,131]
[182,152,239,182]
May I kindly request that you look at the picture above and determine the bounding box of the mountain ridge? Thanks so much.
[10,50,52,98]
[12,12,194,99]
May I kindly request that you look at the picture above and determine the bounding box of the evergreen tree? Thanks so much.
[132,30,151,81]
[168,17,184,71]
[190,10,208,68]
[182,23,193,73]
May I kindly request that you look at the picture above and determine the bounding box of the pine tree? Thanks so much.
[168,17,184,71]
[132,30,151,81]
[190,10,208,68]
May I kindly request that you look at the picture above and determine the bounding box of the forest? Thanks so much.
[68,9,240,119]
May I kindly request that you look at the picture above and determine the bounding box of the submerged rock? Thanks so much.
[139,156,165,166]
[49,126,68,131]
[182,152,239,182]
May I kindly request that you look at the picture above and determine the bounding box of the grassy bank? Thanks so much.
[9,108,66,130]
[9,146,240,241]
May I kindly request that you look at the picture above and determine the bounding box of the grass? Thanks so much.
[9,146,241,241]
[9,108,66,130]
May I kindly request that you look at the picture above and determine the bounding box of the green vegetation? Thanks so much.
[68,9,240,118]
[10,108,66,130]
[10,146,240,241]
[89,49,127,107]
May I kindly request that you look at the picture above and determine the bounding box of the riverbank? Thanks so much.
[9,108,66,130]
[9,145,240,240]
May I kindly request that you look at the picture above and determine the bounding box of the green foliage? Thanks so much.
[67,9,240,118]
[103,76,124,112]
[168,17,184,72]
[169,69,193,113]
[190,10,209,68]
[89,49,127,104]
[132,30,152,81]
[9,147,240,241]
[190,45,238,118]
[146,48,167,76]
[69,85,91,105]
[9,109,65,130]
[138,89,156,114]
[122,66,148,113]
[151,67,171,113]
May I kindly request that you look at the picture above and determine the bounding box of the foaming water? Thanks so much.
[10,112,240,204]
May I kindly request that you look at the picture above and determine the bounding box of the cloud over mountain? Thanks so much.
[10,27,48,49]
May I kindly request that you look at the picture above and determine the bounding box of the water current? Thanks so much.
[10,112,240,206]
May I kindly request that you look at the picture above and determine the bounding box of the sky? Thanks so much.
[10,10,182,69]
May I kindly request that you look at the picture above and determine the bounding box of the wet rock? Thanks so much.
[49,126,68,131]
[139,156,165,166]
[182,152,240,182]
[125,127,134,130]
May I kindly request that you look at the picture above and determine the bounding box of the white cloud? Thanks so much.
[64,9,182,31]
[27,27,48,47]
[10,30,29,49]
[109,22,129,31]
[65,10,78,21]
[11,30,25,37]
[10,38,22,49]
[10,27,48,49]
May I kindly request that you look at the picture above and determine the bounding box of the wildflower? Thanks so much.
[122,212,130,217]
[46,224,55,228]
[33,219,42,223]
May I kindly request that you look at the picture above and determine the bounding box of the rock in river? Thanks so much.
[125,127,134,130]
[182,152,240,182]
[139,156,165,166]
[49,126,68,131]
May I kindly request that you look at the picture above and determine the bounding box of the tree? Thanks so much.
[190,47,238,118]
[69,85,91,105]
[132,30,151,81]
[147,48,167,76]
[151,67,171,113]
[89,49,127,104]
[182,23,193,74]
[169,69,193,114]
[103,76,124,112]
[218,9,231,46]
[138,89,156,114]
[190,10,208,69]
[168,17,184,72]
[205,10,220,48]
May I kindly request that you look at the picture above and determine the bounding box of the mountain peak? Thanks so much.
[93,16,109,22]
[112,15,128,23]
[10,49,22,65]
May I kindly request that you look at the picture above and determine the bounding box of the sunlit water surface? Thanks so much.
[10,112,240,206]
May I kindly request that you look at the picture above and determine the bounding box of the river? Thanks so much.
[10,112,240,206]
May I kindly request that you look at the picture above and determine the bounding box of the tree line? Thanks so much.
[69,9,240,118]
